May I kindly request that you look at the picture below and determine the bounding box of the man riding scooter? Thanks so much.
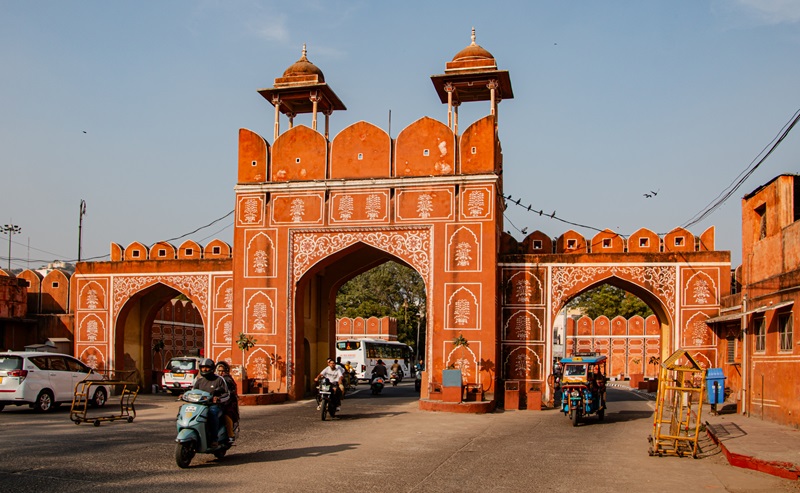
[192,358,229,448]
[315,358,344,413]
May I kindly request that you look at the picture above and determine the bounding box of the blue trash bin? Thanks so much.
[706,368,726,405]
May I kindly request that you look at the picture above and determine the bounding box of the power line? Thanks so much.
[682,108,800,229]
[163,210,235,243]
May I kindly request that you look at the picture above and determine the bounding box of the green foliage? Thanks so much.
[567,284,653,319]
[336,261,426,347]
[236,333,257,352]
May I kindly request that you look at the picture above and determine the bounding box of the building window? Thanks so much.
[639,238,649,248]
[533,240,542,250]
[251,160,257,167]
[471,146,477,155]
[602,238,611,248]
[158,249,166,257]
[423,149,430,156]
[132,250,140,258]
[295,157,301,164]
[567,239,577,249]
[754,316,766,352]
[185,248,193,256]
[357,153,363,160]
[755,204,767,240]
[213,246,221,255]
[778,312,793,351]
[52,282,59,288]
[674,236,684,247]
[726,336,736,363]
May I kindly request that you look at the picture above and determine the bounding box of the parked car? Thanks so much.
[161,356,204,395]
[0,351,110,412]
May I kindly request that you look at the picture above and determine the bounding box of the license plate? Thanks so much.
[173,373,184,378]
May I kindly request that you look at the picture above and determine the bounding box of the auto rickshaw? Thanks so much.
[560,353,607,426]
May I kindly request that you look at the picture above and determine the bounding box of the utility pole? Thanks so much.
[78,200,86,262]
[1,223,21,271]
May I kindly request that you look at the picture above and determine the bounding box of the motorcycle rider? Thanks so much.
[215,361,239,442]
[390,359,402,378]
[371,359,388,383]
[315,358,344,412]
[192,358,229,448]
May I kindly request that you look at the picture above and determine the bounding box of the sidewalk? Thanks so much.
[703,404,800,480]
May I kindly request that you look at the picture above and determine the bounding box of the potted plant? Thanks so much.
[236,333,257,394]
[629,357,644,388]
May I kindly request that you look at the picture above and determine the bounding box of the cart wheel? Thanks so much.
[73,419,81,425]
[127,416,134,423]
[648,448,654,456]
[93,420,101,427]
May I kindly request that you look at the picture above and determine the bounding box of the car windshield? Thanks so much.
[565,364,587,377]
[168,360,196,372]
[0,356,22,371]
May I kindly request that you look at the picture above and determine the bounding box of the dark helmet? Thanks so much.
[199,358,215,377]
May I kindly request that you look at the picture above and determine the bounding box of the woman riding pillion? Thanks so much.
[215,361,239,442]
[191,358,229,448]
[316,358,344,412]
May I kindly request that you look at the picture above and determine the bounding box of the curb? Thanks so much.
[705,424,800,480]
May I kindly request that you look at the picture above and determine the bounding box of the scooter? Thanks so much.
[175,389,233,468]
[414,371,422,392]
[370,375,385,395]
[317,377,337,421]
[390,371,400,387]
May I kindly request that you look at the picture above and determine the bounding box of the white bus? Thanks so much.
[335,339,413,381]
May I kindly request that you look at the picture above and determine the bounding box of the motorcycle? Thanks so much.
[317,377,338,420]
[414,371,421,392]
[370,375,385,395]
[560,353,607,427]
[175,389,234,468]
[390,371,400,386]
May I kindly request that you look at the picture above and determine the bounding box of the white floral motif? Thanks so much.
[253,357,269,380]
[455,242,472,267]
[243,198,259,223]
[454,299,471,325]
[252,302,268,331]
[224,288,233,309]
[365,194,381,220]
[453,358,471,382]
[223,320,232,343]
[290,198,305,222]
[693,279,711,304]
[86,320,98,342]
[514,353,530,377]
[417,194,433,219]
[114,275,209,316]
[86,289,99,309]
[467,191,485,217]
[86,354,98,369]
[515,316,531,340]
[691,320,709,346]
[253,250,268,274]
[515,279,532,303]
[338,195,354,220]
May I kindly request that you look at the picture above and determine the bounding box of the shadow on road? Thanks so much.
[192,443,361,467]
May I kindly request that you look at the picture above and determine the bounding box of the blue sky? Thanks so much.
[1,0,799,269]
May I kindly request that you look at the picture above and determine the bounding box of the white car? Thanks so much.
[0,351,110,412]
[161,356,204,395]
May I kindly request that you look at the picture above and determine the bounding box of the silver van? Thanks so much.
[0,351,110,412]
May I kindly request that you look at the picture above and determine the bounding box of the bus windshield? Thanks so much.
[336,341,361,351]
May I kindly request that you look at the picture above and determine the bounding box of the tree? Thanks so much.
[336,261,426,348]
[567,284,653,319]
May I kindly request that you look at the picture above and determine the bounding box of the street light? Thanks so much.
[1,223,21,271]
[78,200,86,262]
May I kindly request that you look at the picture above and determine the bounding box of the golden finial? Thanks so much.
[301,43,307,59]
[471,27,476,45]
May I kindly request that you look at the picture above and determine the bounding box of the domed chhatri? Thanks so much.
[430,28,513,130]
[258,44,346,140]
[282,44,325,82]
[451,27,495,64]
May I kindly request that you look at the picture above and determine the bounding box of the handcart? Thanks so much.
[70,369,140,426]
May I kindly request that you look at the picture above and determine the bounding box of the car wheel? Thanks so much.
[34,390,55,412]
[90,387,107,408]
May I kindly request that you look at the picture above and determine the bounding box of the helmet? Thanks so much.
[199,358,215,377]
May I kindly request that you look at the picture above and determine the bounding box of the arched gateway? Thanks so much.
[71,34,730,410]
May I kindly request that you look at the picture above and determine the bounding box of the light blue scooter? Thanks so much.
[175,389,233,468]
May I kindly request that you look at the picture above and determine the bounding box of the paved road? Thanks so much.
[1,382,798,492]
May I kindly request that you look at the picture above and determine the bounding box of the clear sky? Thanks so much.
[1,0,799,270]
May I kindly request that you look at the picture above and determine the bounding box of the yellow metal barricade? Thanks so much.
[648,349,706,458]
[70,369,140,426]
